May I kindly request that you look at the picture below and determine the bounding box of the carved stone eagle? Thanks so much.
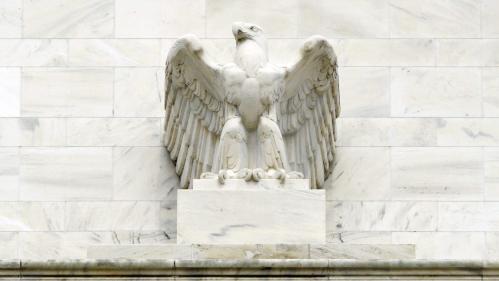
[164,22,340,189]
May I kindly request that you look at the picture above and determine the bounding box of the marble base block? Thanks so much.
[177,179,325,244]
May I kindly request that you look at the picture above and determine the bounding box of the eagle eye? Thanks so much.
[250,26,258,32]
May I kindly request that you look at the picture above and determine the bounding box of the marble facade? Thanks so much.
[0,0,498,263]
[178,180,325,244]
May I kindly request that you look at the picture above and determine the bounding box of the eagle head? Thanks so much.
[232,22,268,76]
[232,22,266,46]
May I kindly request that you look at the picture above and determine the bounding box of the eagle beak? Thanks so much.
[232,22,247,41]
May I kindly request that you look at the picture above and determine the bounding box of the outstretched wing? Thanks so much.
[164,35,225,189]
[279,36,340,189]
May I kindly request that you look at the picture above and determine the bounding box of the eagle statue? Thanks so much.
[164,22,340,189]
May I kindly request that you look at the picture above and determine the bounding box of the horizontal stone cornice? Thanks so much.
[1,259,499,278]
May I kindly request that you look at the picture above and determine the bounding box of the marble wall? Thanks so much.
[0,0,498,261]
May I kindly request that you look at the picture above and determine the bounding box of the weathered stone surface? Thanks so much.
[178,186,325,244]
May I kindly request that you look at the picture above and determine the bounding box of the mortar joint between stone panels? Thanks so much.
[480,0,483,39]
[20,0,24,38]
[112,0,116,39]
[435,39,440,67]
[481,146,485,203]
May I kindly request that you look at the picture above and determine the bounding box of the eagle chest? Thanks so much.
[224,66,283,130]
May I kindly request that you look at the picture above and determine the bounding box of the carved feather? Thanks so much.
[279,35,340,189]
[164,35,225,188]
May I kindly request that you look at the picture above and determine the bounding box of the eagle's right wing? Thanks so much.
[164,35,225,188]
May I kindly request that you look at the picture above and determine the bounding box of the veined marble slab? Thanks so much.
[192,179,310,190]
[0,1,21,38]
[87,245,192,260]
[178,187,325,244]
[0,68,20,117]
[85,243,415,260]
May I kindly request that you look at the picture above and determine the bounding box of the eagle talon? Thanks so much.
[218,170,228,184]
[252,168,265,182]
[238,168,253,181]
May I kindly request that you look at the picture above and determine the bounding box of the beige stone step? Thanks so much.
[87,244,415,260]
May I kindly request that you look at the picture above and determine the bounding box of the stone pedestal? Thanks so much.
[177,179,325,244]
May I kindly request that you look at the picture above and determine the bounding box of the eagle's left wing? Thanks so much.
[279,36,340,189]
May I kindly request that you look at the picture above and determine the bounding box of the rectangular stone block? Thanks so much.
[178,180,325,244]
[87,245,192,260]
[391,67,481,117]
[23,0,113,38]
[309,244,415,260]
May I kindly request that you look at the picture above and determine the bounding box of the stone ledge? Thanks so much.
[86,244,415,260]
[1,259,499,278]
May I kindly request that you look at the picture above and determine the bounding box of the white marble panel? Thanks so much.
[0,148,18,201]
[113,147,177,200]
[192,244,308,259]
[327,232,392,244]
[390,0,481,38]
[87,245,192,259]
[65,202,160,231]
[482,0,499,37]
[23,0,113,38]
[436,118,499,146]
[267,39,303,67]
[483,68,499,117]
[437,40,484,66]
[160,199,177,241]
[298,0,389,38]
[327,201,437,231]
[335,40,389,66]
[485,148,499,201]
[206,0,299,38]
[68,39,161,67]
[438,202,499,231]
[339,67,390,117]
[66,118,161,146]
[21,68,113,117]
[18,232,116,260]
[0,39,67,66]
[19,147,113,201]
[111,231,174,244]
[0,118,19,146]
[482,40,499,67]
[178,189,325,244]
[338,118,439,147]
[19,118,66,146]
[0,118,66,146]
[391,67,481,117]
[391,148,482,201]
[486,232,499,259]
[0,1,21,38]
[327,147,390,200]
[335,39,435,66]
[114,67,164,117]
[0,202,64,231]
[337,118,390,146]
[310,244,414,260]
[389,39,436,66]
[0,68,20,116]
[392,232,486,260]
[0,232,17,259]
[116,0,205,38]
[115,0,165,38]
[389,118,438,146]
